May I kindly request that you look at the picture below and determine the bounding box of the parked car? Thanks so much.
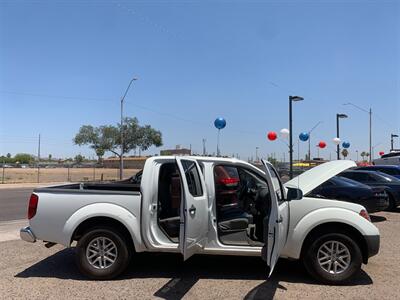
[340,170,400,210]
[356,165,400,179]
[20,158,379,285]
[373,151,400,166]
[307,176,389,213]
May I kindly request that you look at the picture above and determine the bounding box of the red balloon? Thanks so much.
[267,131,277,141]
[318,141,327,149]
[379,151,384,156]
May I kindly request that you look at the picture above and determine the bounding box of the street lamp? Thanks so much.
[343,103,372,162]
[336,113,348,160]
[289,95,304,179]
[307,121,322,161]
[120,77,138,180]
[372,142,383,159]
[391,134,399,151]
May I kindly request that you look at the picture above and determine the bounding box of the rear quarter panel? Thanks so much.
[29,190,144,251]
[281,197,379,259]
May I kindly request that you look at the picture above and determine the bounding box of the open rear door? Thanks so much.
[176,157,208,261]
[260,159,281,276]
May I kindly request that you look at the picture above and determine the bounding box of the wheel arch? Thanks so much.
[62,203,144,252]
[71,216,136,251]
[300,222,369,264]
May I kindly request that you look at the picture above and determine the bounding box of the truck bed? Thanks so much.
[35,182,141,193]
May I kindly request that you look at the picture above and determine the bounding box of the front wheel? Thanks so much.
[76,227,131,280]
[303,233,362,285]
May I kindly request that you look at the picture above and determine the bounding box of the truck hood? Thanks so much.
[284,160,357,195]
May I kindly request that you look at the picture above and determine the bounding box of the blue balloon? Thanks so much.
[214,117,226,130]
[342,142,350,149]
[299,132,309,142]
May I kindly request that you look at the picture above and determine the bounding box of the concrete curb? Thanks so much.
[0,219,28,242]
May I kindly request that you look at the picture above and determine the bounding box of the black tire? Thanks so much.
[303,233,362,285]
[76,227,131,280]
[386,193,397,211]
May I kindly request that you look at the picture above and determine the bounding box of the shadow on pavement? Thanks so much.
[16,249,373,299]
[370,215,387,223]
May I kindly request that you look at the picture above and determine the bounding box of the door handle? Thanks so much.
[188,205,196,215]
[276,216,283,223]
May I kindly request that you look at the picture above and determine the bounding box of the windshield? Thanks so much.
[332,176,366,187]
[376,173,400,183]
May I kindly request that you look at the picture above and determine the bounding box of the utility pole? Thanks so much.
[37,134,41,183]
[202,139,206,156]
[343,103,372,162]
[120,77,138,180]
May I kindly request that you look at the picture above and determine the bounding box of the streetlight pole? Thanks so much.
[256,147,259,162]
[289,95,304,179]
[369,108,372,161]
[391,134,399,151]
[343,103,372,163]
[307,121,322,161]
[120,77,138,180]
[336,113,348,160]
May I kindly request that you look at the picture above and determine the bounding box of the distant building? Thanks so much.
[103,156,147,169]
[160,145,191,156]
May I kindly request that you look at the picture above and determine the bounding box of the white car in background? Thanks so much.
[373,151,400,166]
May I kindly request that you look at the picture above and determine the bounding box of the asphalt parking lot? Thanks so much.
[0,209,399,299]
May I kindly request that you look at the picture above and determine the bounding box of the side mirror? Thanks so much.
[286,187,303,201]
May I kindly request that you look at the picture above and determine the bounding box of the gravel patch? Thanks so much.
[0,210,399,299]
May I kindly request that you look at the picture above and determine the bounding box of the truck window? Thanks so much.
[181,160,203,197]
[157,163,182,243]
[214,165,271,246]
[266,164,285,204]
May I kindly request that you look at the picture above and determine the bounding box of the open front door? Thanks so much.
[176,157,208,261]
[260,159,281,276]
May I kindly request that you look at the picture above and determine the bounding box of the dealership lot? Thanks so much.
[0,210,399,299]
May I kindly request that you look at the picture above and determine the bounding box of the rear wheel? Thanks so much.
[303,233,362,285]
[386,193,397,211]
[76,227,131,280]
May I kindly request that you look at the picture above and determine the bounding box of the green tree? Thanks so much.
[74,117,162,176]
[74,154,84,164]
[341,149,349,159]
[6,153,11,159]
[48,154,52,161]
[14,153,34,164]
[267,156,278,166]
[360,151,366,161]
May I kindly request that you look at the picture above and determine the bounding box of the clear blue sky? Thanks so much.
[1,0,399,161]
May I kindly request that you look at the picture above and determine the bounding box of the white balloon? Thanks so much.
[333,137,341,145]
[280,128,290,138]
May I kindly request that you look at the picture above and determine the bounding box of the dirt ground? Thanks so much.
[0,209,399,299]
[0,168,139,184]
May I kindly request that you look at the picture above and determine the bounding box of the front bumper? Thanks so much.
[20,226,36,243]
[365,235,380,258]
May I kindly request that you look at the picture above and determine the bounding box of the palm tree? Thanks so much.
[360,151,366,161]
[341,149,349,159]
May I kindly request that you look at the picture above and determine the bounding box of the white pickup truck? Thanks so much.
[20,157,380,284]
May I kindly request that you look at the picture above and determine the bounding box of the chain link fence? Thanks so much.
[0,163,140,184]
